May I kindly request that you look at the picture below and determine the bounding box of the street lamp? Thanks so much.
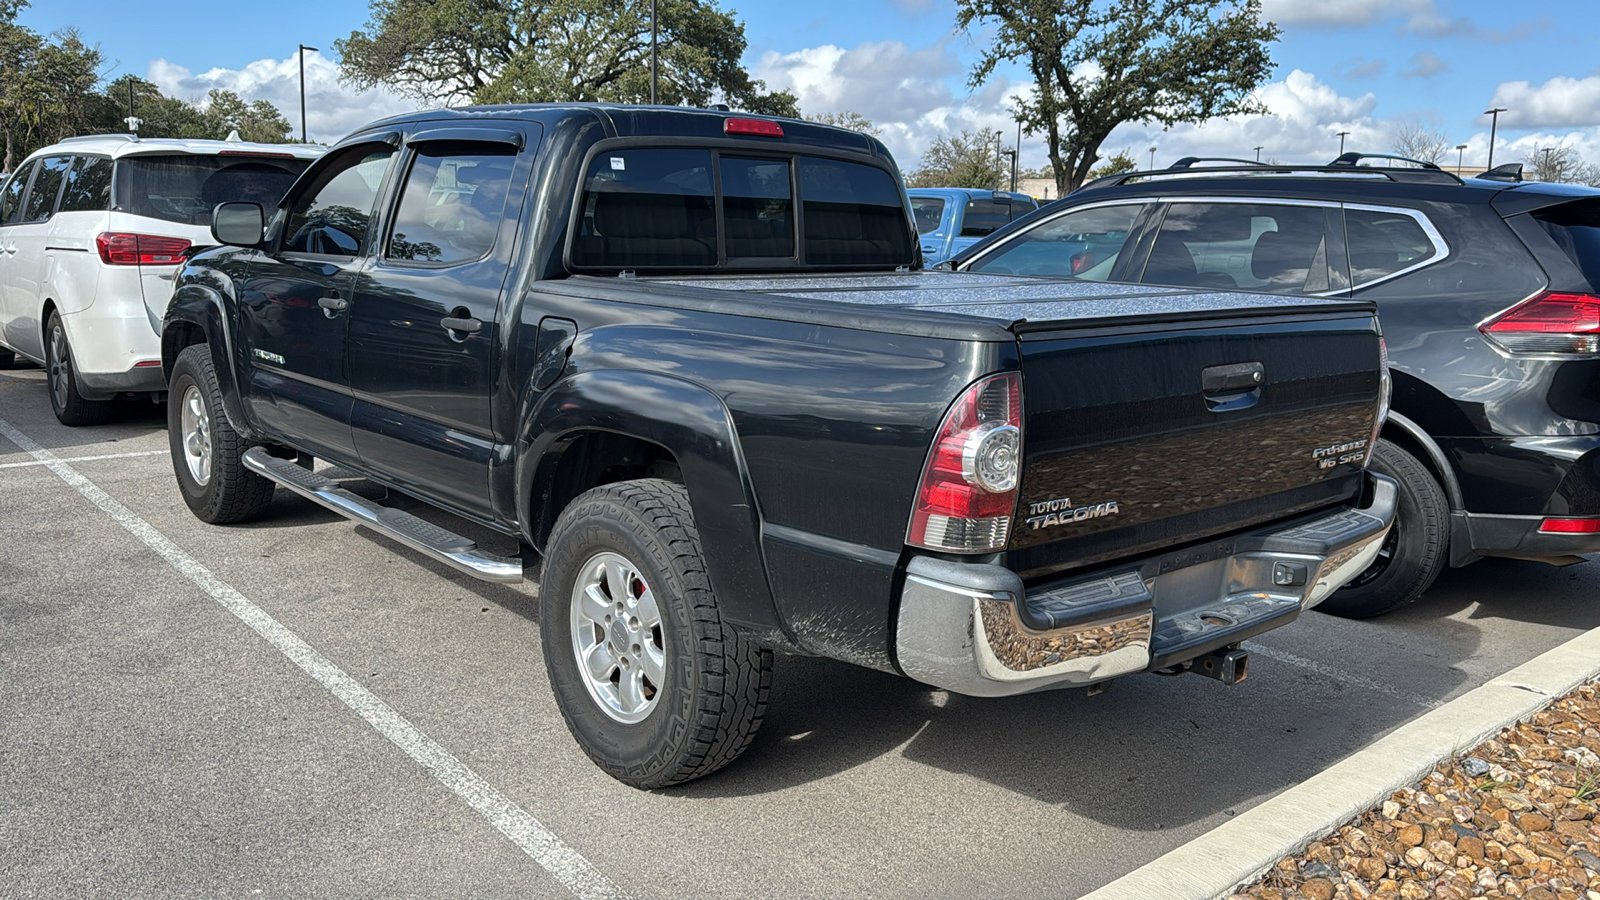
[1455,143,1467,172]
[1253,145,1263,162]
[298,44,317,143]
[1484,107,1507,169]
[1148,146,1157,170]
[1013,119,1022,191]
[1337,131,1351,155]
[650,0,658,104]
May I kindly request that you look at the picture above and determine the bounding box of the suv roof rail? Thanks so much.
[57,133,141,144]
[1475,162,1524,183]
[1329,151,1442,170]
[1170,156,1267,169]
[1074,160,1466,193]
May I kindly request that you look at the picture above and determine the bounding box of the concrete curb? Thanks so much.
[1079,623,1600,900]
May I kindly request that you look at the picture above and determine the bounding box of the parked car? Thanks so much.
[951,154,1600,618]
[0,135,321,424]
[908,187,1037,264]
[163,106,1393,787]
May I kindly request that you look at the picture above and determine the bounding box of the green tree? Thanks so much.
[336,0,797,115]
[98,75,209,140]
[956,0,1279,194]
[810,110,880,137]
[906,127,1007,188]
[1086,148,1137,180]
[201,89,293,143]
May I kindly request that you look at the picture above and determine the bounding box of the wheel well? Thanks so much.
[531,432,682,548]
[39,299,57,346]
[162,323,207,376]
[1379,421,1459,511]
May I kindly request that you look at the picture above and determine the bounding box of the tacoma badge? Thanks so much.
[1025,496,1121,530]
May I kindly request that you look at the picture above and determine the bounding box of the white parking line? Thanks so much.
[0,416,629,900]
[1242,640,1445,710]
[0,449,168,470]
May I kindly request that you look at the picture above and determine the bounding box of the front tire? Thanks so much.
[1317,441,1448,619]
[540,479,773,789]
[45,312,113,426]
[168,344,276,524]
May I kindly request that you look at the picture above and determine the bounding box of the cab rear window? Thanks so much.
[115,155,310,226]
[571,148,912,271]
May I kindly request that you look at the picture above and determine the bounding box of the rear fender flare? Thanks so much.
[516,369,787,641]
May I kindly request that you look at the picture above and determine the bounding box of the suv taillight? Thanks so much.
[95,232,192,267]
[907,373,1022,553]
[1479,291,1600,355]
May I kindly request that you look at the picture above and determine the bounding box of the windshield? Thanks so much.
[116,155,310,225]
[910,197,946,234]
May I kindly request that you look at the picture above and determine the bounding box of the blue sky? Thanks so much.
[19,0,1600,177]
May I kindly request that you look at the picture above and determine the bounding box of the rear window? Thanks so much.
[911,196,945,234]
[571,149,912,270]
[115,154,310,225]
[1346,207,1439,287]
[1532,203,1600,290]
[960,199,1010,237]
[60,156,113,213]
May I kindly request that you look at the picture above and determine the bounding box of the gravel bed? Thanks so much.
[1231,681,1600,900]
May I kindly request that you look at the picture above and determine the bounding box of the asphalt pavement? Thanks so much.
[3,360,1598,899]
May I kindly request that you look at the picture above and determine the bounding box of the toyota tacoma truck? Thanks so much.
[161,104,1397,788]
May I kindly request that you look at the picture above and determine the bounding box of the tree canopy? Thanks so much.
[907,128,1007,189]
[956,0,1279,194]
[337,0,798,115]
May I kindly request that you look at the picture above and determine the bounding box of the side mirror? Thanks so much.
[212,202,265,247]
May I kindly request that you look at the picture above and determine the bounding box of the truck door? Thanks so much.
[235,143,397,459]
[347,124,539,519]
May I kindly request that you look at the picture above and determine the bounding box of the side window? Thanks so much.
[960,199,1010,237]
[1144,202,1331,294]
[910,197,945,234]
[571,148,716,268]
[0,160,36,225]
[282,147,395,257]
[22,155,72,223]
[967,203,1147,280]
[1345,207,1439,287]
[59,156,113,213]
[386,144,517,264]
[720,156,793,259]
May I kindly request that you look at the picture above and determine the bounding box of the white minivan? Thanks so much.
[0,135,322,424]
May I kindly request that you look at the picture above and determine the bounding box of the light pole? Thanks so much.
[1456,143,1467,172]
[1541,146,1554,180]
[1337,131,1351,155]
[1012,119,1021,191]
[1484,107,1507,169]
[1253,145,1263,162]
[650,0,658,104]
[298,44,317,143]
[1148,146,1157,170]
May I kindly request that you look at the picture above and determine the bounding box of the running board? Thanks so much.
[242,447,523,583]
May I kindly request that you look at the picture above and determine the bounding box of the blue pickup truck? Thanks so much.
[909,188,1038,264]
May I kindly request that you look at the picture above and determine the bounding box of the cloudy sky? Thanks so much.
[19,0,1600,177]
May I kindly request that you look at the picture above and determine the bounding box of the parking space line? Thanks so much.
[0,449,168,470]
[1242,640,1445,710]
[0,416,630,900]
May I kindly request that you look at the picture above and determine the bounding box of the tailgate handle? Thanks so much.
[1202,362,1263,412]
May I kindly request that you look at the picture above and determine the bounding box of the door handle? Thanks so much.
[440,315,482,335]
[317,295,349,317]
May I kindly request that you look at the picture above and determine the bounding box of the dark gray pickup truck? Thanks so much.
[162,104,1396,787]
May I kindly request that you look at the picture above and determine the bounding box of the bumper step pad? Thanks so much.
[242,448,522,583]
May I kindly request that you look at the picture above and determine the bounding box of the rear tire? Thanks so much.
[168,344,276,524]
[45,312,113,426]
[1317,441,1448,619]
[540,479,773,788]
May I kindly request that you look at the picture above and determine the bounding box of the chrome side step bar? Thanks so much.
[242,447,523,583]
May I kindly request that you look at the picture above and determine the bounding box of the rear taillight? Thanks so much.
[1366,337,1391,466]
[1479,291,1600,355]
[95,232,192,267]
[907,373,1022,553]
[1539,517,1600,534]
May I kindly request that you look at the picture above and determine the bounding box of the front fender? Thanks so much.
[516,369,789,644]
[162,277,258,442]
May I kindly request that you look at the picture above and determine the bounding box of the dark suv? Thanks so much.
[950,156,1600,617]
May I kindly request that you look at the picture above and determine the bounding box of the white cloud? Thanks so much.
[1488,75,1600,129]
[146,51,418,144]
[1260,0,1430,28]
[1400,51,1449,79]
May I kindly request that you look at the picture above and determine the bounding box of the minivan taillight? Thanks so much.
[1479,291,1600,355]
[907,373,1022,553]
[95,232,192,267]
